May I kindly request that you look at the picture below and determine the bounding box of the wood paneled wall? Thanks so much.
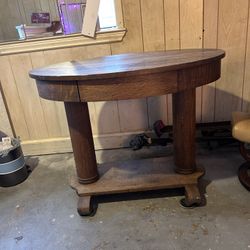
[0,89,12,136]
[1,0,250,155]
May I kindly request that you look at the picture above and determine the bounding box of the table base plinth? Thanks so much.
[70,157,205,216]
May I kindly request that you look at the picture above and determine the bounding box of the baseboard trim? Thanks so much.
[21,131,152,156]
[21,121,232,156]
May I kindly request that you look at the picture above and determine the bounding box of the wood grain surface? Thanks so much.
[70,156,205,196]
[173,88,196,174]
[36,80,80,102]
[78,71,177,101]
[64,102,99,184]
[31,49,224,102]
[30,49,225,81]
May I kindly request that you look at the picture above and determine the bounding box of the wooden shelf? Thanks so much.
[70,157,205,197]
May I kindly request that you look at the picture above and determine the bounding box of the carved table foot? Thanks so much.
[180,184,202,208]
[77,196,96,216]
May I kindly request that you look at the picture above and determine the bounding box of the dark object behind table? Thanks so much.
[0,134,28,187]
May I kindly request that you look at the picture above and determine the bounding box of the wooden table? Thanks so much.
[30,49,225,216]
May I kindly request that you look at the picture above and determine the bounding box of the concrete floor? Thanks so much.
[0,145,250,250]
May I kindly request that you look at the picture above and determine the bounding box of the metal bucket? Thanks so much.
[0,139,28,187]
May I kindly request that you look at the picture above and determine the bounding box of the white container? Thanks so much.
[16,24,52,39]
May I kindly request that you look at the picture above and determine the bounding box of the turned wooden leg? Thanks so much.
[65,102,99,184]
[77,196,96,216]
[172,88,196,174]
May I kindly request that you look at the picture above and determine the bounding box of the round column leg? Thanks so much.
[172,88,196,174]
[65,102,99,184]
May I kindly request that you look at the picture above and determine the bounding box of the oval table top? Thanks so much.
[30,49,225,82]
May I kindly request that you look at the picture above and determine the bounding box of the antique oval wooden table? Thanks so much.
[30,49,225,216]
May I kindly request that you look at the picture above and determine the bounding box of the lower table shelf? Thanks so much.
[70,156,205,216]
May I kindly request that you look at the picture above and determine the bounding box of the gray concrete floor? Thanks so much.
[0,145,250,250]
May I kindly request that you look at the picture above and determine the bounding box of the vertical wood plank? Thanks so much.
[43,48,75,136]
[147,96,168,128]
[242,3,250,112]
[70,43,110,60]
[9,53,49,139]
[164,0,180,50]
[87,102,98,135]
[111,0,144,53]
[43,47,73,64]
[140,0,165,52]
[30,51,69,138]
[164,0,180,125]
[202,0,219,123]
[180,0,203,48]
[94,101,120,134]
[111,0,148,132]
[114,0,124,28]
[118,99,148,132]
[140,0,167,128]
[0,88,13,136]
[215,0,249,121]
[180,0,203,122]
[0,56,30,140]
